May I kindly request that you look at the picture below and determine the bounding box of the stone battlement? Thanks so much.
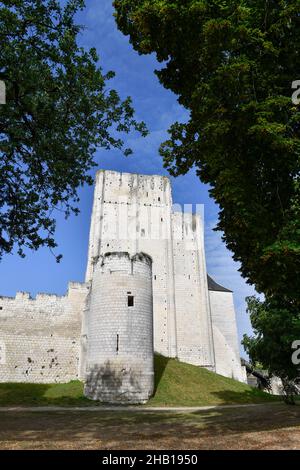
[0,169,246,391]
[0,282,88,299]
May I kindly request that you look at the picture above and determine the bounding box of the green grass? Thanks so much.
[147,354,278,406]
[0,354,278,407]
[0,381,90,407]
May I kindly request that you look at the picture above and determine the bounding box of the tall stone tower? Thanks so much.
[0,168,246,388]
[84,252,154,403]
[85,170,216,369]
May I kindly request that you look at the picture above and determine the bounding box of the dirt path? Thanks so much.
[0,402,281,412]
[0,403,299,450]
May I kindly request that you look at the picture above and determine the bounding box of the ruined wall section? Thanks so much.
[0,283,89,383]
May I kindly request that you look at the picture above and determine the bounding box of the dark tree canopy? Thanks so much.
[242,295,300,402]
[0,0,146,260]
[114,0,300,302]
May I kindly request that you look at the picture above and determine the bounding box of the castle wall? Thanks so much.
[209,290,246,382]
[0,169,246,387]
[172,212,215,368]
[85,170,217,369]
[84,252,154,403]
[85,170,177,358]
[0,283,89,383]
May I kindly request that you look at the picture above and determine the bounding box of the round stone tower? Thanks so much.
[84,252,154,404]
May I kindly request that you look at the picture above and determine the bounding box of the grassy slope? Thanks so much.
[0,354,277,407]
[147,355,277,406]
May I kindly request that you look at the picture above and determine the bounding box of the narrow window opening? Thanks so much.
[0,307,2,310]
[158,197,161,202]
[161,217,163,222]
[154,275,156,280]
[116,334,119,353]
[141,228,145,237]
[128,295,134,307]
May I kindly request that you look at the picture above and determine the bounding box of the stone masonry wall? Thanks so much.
[209,290,246,382]
[0,283,89,383]
[84,170,216,369]
[84,252,154,403]
[172,212,215,368]
[85,170,177,359]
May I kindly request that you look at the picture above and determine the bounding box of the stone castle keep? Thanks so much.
[0,170,246,403]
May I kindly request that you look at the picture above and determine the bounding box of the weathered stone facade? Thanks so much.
[0,169,246,396]
[0,283,89,383]
[85,170,245,381]
[84,252,154,403]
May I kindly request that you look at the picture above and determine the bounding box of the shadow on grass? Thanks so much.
[0,352,286,408]
[0,381,95,407]
[153,354,170,395]
[0,354,171,407]
[0,375,279,408]
[210,388,280,405]
[0,403,299,449]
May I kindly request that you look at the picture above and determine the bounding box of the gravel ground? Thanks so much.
[0,403,299,450]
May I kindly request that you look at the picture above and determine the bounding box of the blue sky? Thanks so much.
[0,0,255,354]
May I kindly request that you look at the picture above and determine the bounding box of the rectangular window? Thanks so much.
[128,295,134,307]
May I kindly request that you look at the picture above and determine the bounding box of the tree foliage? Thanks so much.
[243,296,300,402]
[0,0,146,260]
[114,0,300,384]
[114,0,300,300]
